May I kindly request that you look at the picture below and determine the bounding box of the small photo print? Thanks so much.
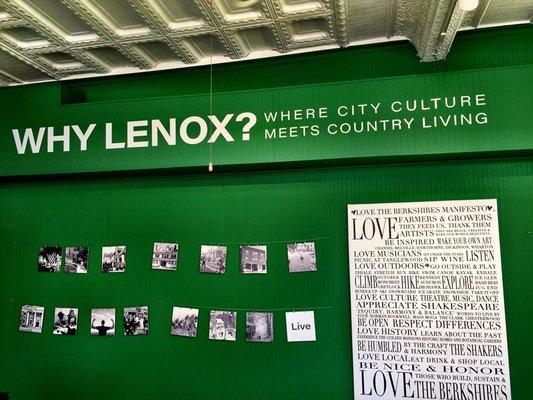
[91,308,115,336]
[287,242,317,273]
[37,246,62,272]
[124,306,149,336]
[102,246,126,273]
[240,245,267,274]
[19,305,45,333]
[200,245,227,274]
[53,308,78,335]
[171,307,199,337]
[65,247,89,273]
[152,242,178,270]
[246,312,273,342]
[208,310,237,341]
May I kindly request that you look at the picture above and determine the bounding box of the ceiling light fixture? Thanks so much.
[458,0,479,12]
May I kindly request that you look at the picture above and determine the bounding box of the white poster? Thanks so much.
[286,311,316,342]
[348,199,511,400]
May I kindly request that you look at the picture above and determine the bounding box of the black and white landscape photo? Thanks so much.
[123,306,149,336]
[171,307,199,337]
[287,242,317,273]
[53,307,78,335]
[91,308,115,336]
[208,310,237,341]
[65,247,89,273]
[200,245,227,274]
[152,242,178,270]
[37,246,62,272]
[246,312,273,342]
[240,245,267,274]
[19,305,45,333]
[101,246,126,273]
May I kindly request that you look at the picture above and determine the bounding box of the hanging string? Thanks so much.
[10,236,330,247]
[208,0,214,172]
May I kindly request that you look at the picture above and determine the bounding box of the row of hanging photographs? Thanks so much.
[37,242,318,274]
[19,305,317,343]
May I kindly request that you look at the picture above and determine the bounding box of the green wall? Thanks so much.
[0,25,532,400]
[0,158,532,399]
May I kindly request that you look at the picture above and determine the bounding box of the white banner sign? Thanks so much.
[347,199,511,400]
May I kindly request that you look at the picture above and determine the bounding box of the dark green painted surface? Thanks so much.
[0,158,531,400]
[0,26,532,177]
[0,24,532,400]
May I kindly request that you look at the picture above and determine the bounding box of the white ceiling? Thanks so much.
[0,0,531,86]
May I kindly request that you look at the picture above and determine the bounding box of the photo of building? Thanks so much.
[240,245,267,274]
[19,305,45,333]
[152,242,178,270]
[102,246,126,273]
[200,245,227,274]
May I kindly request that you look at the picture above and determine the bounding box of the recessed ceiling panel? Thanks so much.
[25,0,98,41]
[1,27,50,48]
[183,34,227,60]
[152,0,206,31]
[88,47,136,70]
[290,18,329,42]
[40,51,83,70]
[235,26,276,53]
[215,0,266,22]
[279,0,326,14]
[0,48,49,81]
[135,41,181,65]
[88,0,151,36]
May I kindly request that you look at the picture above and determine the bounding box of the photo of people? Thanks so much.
[171,307,199,337]
[287,242,317,273]
[208,310,237,341]
[246,312,274,342]
[200,245,227,274]
[91,308,115,336]
[19,305,45,333]
[37,246,62,272]
[65,247,89,273]
[101,246,126,273]
[240,245,267,274]
[152,242,178,270]
[123,306,149,336]
[53,308,78,335]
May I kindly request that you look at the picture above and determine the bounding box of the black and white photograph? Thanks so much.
[101,246,126,273]
[287,242,317,273]
[240,245,267,274]
[19,305,45,333]
[171,307,199,337]
[65,247,89,273]
[123,306,149,336]
[208,310,237,341]
[37,246,62,272]
[91,308,115,336]
[152,242,178,270]
[246,312,274,342]
[200,245,227,274]
[53,307,78,335]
